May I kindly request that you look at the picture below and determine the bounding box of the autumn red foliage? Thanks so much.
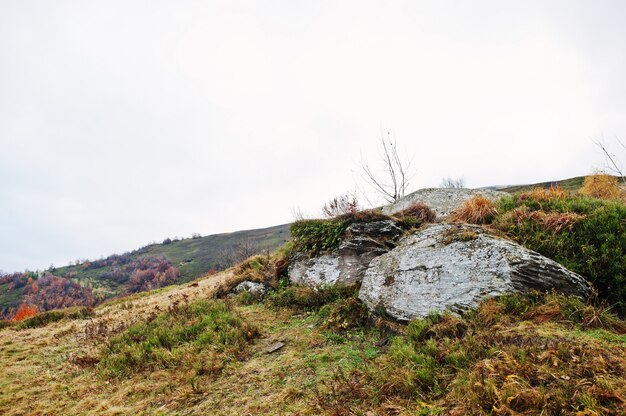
[124,257,180,294]
[1,256,181,320]
[11,303,38,321]
[22,274,97,311]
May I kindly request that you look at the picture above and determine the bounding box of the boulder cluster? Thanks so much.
[287,189,591,321]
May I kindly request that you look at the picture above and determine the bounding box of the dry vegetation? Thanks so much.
[579,173,625,201]
[1,262,625,415]
[1,177,625,415]
[451,194,499,224]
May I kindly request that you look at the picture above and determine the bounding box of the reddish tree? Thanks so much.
[11,304,38,321]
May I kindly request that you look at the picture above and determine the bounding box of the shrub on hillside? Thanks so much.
[17,306,94,329]
[22,274,97,311]
[11,304,38,322]
[579,173,624,201]
[494,194,626,316]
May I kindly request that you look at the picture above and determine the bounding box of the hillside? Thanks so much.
[498,176,587,194]
[0,224,289,318]
[54,223,291,285]
[0,174,618,320]
[1,267,625,415]
[3,174,623,321]
[1,180,625,414]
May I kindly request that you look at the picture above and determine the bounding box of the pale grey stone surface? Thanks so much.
[232,281,267,296]
[358,223,591,321]
[288,220,403,287]
[382,188,509,218]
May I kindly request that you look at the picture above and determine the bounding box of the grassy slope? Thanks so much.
[499,176,586,194]
[51,223,290,296]
[0,283,24,311]
[1,271,625,415]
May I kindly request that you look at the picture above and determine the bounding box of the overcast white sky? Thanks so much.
[1,0,625,273]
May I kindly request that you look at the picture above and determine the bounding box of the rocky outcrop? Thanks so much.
[382,188,508,219]
[358,223,592,321]
[288,220,404,287]
[232,281,267,296]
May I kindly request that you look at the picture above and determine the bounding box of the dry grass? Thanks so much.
[579,173,625,201]
[451,194,498,224]
[519,185,567,201]
[394,201,437,224]
[0,270,379,415]
[1,269,625,416]
[505,206,586,233]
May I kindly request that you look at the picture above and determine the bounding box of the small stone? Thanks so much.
[375,337,389,347]
[266,341,285,354]
[232,281,267,296]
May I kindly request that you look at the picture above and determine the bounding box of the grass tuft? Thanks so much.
[519,185,567,201]
[394,202,437,225]
[451,195,498,224]
[267,284,359,312]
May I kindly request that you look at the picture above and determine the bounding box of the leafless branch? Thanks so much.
[440,177,465,188]
[593,138,626,190]
[360,132,413,203]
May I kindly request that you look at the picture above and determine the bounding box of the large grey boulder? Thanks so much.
[288,220,403,287]
[358,223,591,321]
[382,188,508,219]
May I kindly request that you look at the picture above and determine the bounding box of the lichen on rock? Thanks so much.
[358,223,592,321]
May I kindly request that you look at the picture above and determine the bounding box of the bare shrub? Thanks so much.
[322,193,359,218]
[440,176,465,188]
[360,132,413,203]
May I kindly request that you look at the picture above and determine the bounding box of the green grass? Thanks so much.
[290,209,423,256]
[2,279,626,415]
[45,224,290,303]
[500,176,587,194]
[0,282,25,313]
[493,194,626,316]
[136,223,290,281]
[573,329,626,346]
[266,284,361,311]
[290,218,352,254]
[312,292,626,415]
[99,299,259,378]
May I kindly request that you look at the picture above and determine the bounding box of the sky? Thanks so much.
[1,0,626,273]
